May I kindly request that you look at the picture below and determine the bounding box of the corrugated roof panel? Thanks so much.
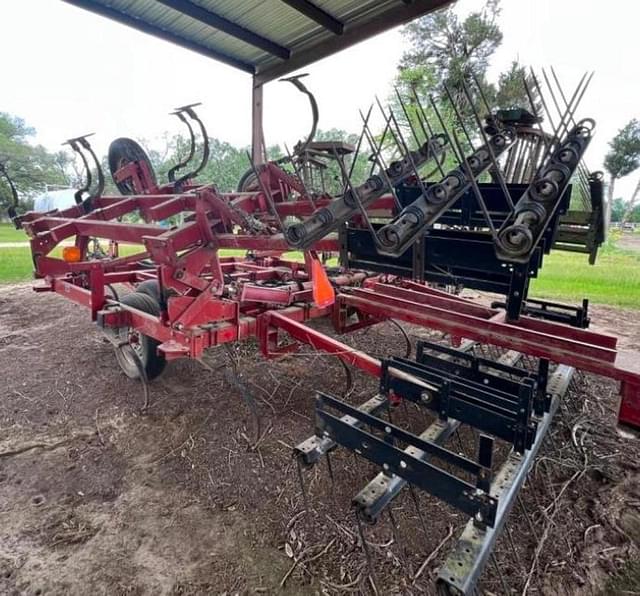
[61,0,452,79]
[199,0,328,53]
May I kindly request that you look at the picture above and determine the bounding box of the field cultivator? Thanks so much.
[6,69,640,593]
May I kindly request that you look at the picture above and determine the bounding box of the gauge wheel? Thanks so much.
[112,291,166,380]
[108,138,157,195]
[237,168,259,192]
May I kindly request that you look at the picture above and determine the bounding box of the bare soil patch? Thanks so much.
[618,232,640,254]
[0,283,638,595]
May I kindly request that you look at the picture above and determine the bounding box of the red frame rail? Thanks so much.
[17,162,640,431]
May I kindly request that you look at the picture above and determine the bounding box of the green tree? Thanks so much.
[622,177,640,224]
[610,197,626,222]
[400,0,502,104]
[604,119,640,210]
[494,61,535,111]
[398,1,538,144]
[0,113,69,214]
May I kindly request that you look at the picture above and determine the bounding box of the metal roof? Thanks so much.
[61,0,452,83]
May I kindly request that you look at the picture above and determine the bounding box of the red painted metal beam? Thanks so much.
[371,283,497,319]
[259,309,380,377]
[216,233,340,252]
[345,287,617,363]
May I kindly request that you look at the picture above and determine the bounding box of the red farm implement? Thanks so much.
[5,71,640,594]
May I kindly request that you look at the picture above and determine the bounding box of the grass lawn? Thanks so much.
[0,222,28,243]
[1,238,638,309]
[0,247,35,283]
[0,244,303,285]
[530,244,640,309]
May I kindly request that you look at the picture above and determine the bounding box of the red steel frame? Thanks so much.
[18,161,640,430]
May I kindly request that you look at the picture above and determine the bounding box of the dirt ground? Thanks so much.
[618,232,640,255]
[0,283,639,596]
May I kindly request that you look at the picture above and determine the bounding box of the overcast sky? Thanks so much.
[2,0,639,198]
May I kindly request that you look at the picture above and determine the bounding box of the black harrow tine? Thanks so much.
[472,72,527,190]
[532,69,558,129]
[375,96,405,162]
[444,84,475,151]
[367,109,394,178]
[355,510,380,595]
[384,103,432,204]
[470,72,492,117]
[546,67,593,182]
[517,494,539,542]
[505,522,525,573]
[410,86,447,177]
[332,149,393,250]
[387,508,411,571]
[463,77,515,209]
[408,484,429,538]
[374,96,403,160]
[325,451,335,485]
[296,456,310,511]
[284,142,316,209]
[358,108,404,211]
[491,552,510,595]
[429,94,464,163]
[406,87,431,143]
[521,70,586,185]
[394,86,422,148]
[521,74,553,156]
[534,69,590,200]
[347,103,373,182]
[450,127,498,238]
[533,70,594,182]
[246,152,286,231]
[455,429,466,455]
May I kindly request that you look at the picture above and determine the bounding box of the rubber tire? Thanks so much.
[237,168,258,192]
[108,138,158,195]
[114,291,166,381]
[136,280,164,308]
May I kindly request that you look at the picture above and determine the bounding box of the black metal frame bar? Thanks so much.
[436,364,574,594]
[156,0,291,59]
[381,353,537,453]
[353,347,522,522]
[315,392,498,526]
[280,0,344,35]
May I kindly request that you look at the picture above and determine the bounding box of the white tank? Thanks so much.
[33,188,78,212]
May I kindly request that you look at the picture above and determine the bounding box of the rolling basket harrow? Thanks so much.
[4,69,639,594]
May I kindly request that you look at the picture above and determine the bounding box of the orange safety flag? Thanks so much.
[311,258,335,308]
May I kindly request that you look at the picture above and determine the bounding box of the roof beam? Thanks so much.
[257,0,453,83]
[280,0,344,35]
[156,0,291,60]
[61,0,256,74]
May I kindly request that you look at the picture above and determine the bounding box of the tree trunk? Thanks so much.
[621,176,640,224]
[606,174,616,227]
